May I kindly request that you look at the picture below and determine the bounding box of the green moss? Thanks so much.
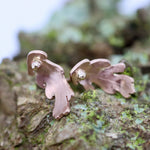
[78,109,109,136]
[127,132,146,150]
[121,110,133,121]
[98,115,109,131]
[87,132,97,144]
[36,133,45,144]
[86,111,95,119]
[71,90,110,139]
[81,90,97,101]
[117,98,126,105]
[67,113,79,123]
[31,127,50,145]
[115,92,125,99]
[123,66,134,77]
[61,138,76,149]
[80,130,97,146]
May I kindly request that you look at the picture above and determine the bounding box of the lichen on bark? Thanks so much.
[0,58,150,149]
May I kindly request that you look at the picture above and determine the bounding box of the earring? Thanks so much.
[70,59,135,98]
[27,50,74,119]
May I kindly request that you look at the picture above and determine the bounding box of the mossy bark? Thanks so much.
[0,59,150,150]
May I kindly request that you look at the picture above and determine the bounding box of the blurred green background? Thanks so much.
[14,0,150,70]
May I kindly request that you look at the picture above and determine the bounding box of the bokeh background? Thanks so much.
[0,0,150,64]
[0,0,69,62]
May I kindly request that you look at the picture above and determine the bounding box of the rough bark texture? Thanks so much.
[0,58,150,150]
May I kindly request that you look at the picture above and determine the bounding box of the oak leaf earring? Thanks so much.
[70,59,135,98]
[27,50,74,119]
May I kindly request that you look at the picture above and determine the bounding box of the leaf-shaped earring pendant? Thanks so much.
[27,50,74,119]
[70,59,135,98]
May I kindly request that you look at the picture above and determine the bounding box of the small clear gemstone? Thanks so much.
[31,60,41,69]
[77,69,86,79]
